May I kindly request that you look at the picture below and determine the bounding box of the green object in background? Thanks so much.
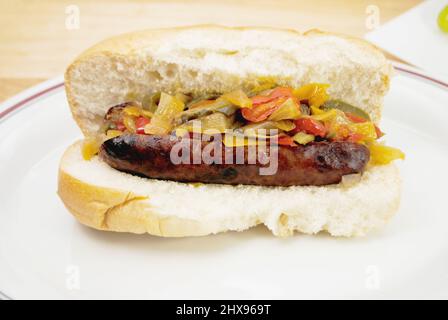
[438,5,448,33]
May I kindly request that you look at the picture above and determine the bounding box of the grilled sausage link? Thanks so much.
[99,134,370,186]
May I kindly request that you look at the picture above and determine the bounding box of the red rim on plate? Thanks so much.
[0,65,446,122]
[0,83,65,120]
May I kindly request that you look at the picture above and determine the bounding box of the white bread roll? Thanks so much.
[59,25,400,237]
[65,25,392,136]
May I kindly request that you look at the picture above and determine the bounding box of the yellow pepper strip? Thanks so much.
[293,132,315,145]
[123,115,137,133]
[175,92,191,104]
[123,104,153,120]
[123,106,142,117]
[275,120,296,131]
[144,93,185,135]
[369,142,405,165]
[142,92,161,113]
[268,98,301,121]
[144,116,172,135]
[311,108,338,122]
[189,182,205,188]
[310,105,325,115]
[174,127,190,137]
[293,83,330,107]
[155,93,185,118]
[175,113,233,134]
[200,113,234,133]
[106,130,123,139]
[81,137,102,161]
[141,110,153,118]
[221,89,252,109]
[349,122,377,142]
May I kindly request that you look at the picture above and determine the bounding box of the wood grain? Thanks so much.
[0,0,421,102]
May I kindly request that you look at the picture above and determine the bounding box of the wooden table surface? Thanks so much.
[0,0,421,102]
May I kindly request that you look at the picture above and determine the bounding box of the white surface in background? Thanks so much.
[366,0,448,80]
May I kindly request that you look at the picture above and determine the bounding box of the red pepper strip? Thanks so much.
[345,133,365,143]
[241,97,286,123]
[345,112,367,123]
[251,87,294,106]
[135,116,150,134]
[293,118,327,137]
[251,95,272,106]
[345,112,384,138]
[276,135,297,147]
[375,127,384,139]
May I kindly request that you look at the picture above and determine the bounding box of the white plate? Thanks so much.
[0,65,447,300]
